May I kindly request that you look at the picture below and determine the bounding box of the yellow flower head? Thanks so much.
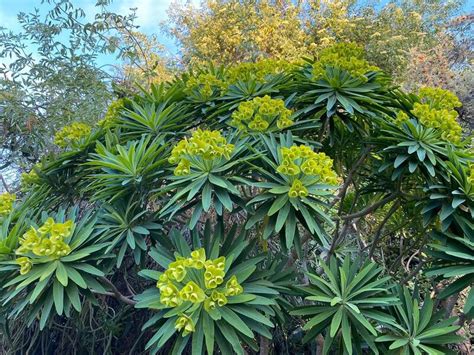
[15,218,74,260]
[204,257,226,289]
[50,220,74,242]
[99,99,124,128]
[169,130,234,176]
[418,87,462,111]
[51,241,72,258]
[185,72,226,99]
[312,42,379,81]
[467,163,474,186]
[226,59,297,85]
[21,167,41,189]
[179,281,206,303]
[37,217,55,235]
[276,145,338,197]
[394,110,409,125]
[204,290,228,311]
[160,282,182,307]
[230,95,293,132]
[157,273,170,290]
[411,103,462,144]
[186,248,206,269]
[54,122,91,148]
[165,258,187,282]
[32,238,55,257]
[289,179,309,198]
[225,275,243,297]
[0,192,16,216]
[156,250,243,314]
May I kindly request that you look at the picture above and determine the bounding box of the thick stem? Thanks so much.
[400,260,425,284]
[341,193,398,220]
[330,146,372,209]
[98,276,137,306]
[315,334,324,355]
[443,293,459,319]
[368,201,400,259]
[259,336,270,355]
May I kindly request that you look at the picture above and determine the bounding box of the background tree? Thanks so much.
[165,0,309,65]
[115,30,173,91]
[0,0,170,183]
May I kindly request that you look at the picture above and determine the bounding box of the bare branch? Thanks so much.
[98,276,137,306]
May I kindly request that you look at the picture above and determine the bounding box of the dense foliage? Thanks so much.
[0,43,472,354]
[2,0,471,191]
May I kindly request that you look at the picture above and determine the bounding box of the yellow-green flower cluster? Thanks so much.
[418,87,462,111]
[277,145,338,196]
[168,129,235,176]
[226,59,297,84]
[312,42,379,80]
[185,73,226,98]
[411,103,462,144]
[54,122,91,148]
[401,87,464,143]
[99,99,124,128]
[21,166,41,189]
[230,95,293,132]
[0,192,15,216]
[15,218,74,274]
[393,110,409,125]
[155,248,243,335]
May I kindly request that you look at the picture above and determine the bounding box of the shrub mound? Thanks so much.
[1,44,472,354]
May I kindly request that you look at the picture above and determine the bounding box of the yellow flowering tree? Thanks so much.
[230,95,293,132]
[116,31,173,89]
[165,0,309,65]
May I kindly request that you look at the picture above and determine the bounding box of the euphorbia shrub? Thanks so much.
[0,44,471,353]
